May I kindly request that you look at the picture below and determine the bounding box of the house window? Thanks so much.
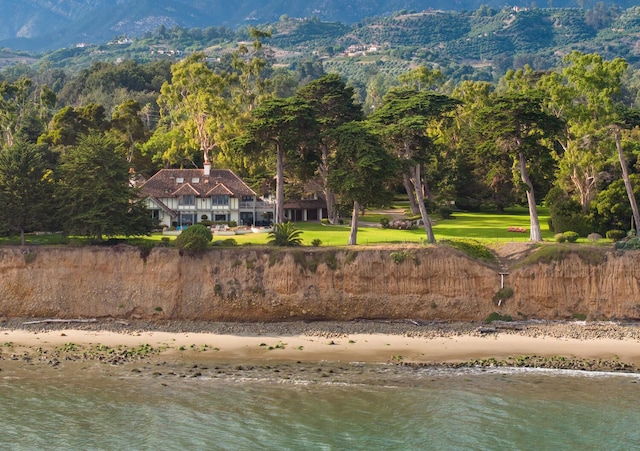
[179,213,196,228]
[192,177,200,183]
[211,195,229,206]
[179,195,195,206]
[241,195,254,202]
[176,177,184,183]
[240,212,254,226]
[151,209,160,220]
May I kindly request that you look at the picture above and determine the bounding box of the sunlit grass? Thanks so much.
[1,206,563,246]
[432,206,555,242]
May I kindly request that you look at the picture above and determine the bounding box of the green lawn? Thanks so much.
[433,206,555,242]
[2,206,566,247]
[222,206,556,246]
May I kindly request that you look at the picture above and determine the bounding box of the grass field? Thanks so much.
[4,206,564,247]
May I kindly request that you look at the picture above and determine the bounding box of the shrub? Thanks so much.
[606,229,625,241]
[311,238,322,247]
[321,218,330,225]
[268,222,303,247]
[554,233,566,243]
[492,287,514,305]
[23,251,37,264]
[212,238,238,247]
[390,250,416,264]
[515,245,607,267]
[440,239,496,262]
[439,207,453,219]
[615,236,640,250]
[379,217,390,228]
[485,312,512,323]
[587,233,602,243]
[545,187,593,235]
[563,231,579,243]
[138,242,154,262]
[175,224,212,255]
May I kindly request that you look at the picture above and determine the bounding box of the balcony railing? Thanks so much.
[240,200,275,209]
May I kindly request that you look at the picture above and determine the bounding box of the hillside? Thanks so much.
[17,4,640,86]
[0,0,633,51]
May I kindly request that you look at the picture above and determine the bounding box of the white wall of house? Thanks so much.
[146,196,274,228]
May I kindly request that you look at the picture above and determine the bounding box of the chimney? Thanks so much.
[204,162,211,176]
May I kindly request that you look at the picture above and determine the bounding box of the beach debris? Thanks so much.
[22,318,97,325]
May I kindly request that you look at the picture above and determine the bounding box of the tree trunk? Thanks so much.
[518,151,542,242]
[410,165,436,243]
[614,129,640,234]
[20,228,25,247]
[348,200,359,245]
[421,168,434,202]
[275,142,285,224]
[320,144,339,224]
[403,173,419,215]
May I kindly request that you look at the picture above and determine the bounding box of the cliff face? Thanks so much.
[0,245,638,322]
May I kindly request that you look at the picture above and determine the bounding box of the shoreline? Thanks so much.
[2,319,640,373]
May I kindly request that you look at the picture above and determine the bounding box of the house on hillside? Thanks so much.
[139,164,274,229]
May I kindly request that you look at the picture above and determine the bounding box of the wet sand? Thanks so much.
[1,319,640,369]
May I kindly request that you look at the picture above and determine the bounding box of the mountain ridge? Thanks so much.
[0,0,633,52]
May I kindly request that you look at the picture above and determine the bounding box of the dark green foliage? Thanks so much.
[175,224,212,255]
[606,229,626,240]
[545,187,593,236]
[485,312,513,323]
[0,141,53,245]
[564,231,579,243]
[592,175,640,234]
[328,121,398,215]
[311,238,322,247]
[614,236,640,250]
[268,222,303,247]
[57,132,154,241]
[439,207,453,219]
[137,242,154,262]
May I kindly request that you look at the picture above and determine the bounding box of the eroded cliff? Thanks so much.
[0,245,638,322]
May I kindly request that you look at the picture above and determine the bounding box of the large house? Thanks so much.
[140,164,274,228]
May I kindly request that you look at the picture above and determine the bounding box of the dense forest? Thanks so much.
[2,5,640,244]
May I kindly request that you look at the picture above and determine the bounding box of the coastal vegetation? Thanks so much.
[1,7,640,248]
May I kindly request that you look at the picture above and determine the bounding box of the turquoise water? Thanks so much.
[1,365,639,450]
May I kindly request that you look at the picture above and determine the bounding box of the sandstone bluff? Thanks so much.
[0,245,638,322]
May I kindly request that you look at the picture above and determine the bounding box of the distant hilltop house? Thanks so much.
[139,164,274,229]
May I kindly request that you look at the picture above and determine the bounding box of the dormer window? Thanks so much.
[176,177,184,184]
[192,177,200,183]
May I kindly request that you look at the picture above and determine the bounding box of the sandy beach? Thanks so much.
[1,319,640,372]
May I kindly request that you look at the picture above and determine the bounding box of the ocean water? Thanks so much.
[0,363,639,451]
